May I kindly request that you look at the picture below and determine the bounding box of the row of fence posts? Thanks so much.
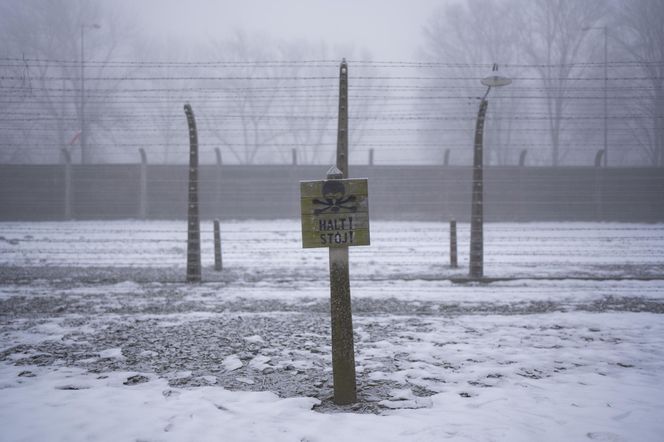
[163,214,464,279]
[468,146,605,278]
[61,142,608,173]
[58,134,606,279]
[290,148,375,166]
[58,146,607,222]
[293,147,531,166]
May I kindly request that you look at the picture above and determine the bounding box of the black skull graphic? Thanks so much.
[313,181,358,215]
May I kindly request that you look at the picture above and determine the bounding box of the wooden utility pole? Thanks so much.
[329,59,357,405]
[184,103,201,283]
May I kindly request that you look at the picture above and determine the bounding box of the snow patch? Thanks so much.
[222,355,243,372]
[98,348,124,360]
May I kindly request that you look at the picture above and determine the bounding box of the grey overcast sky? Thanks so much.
[116,0,446,60]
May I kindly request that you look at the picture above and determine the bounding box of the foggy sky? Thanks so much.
[113,0,444,60]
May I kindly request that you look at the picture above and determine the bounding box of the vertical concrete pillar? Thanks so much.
[184,104,201,283]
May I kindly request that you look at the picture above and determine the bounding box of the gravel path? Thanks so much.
[2,265,663,413]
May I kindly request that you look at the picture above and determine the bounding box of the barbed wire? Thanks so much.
[1,57,663,68]
[1,222,662,274]
[3,74,662,82]
[2,57,662,167]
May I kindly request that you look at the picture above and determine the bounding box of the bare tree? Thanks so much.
[0,0,135,164]
[124,37,195,164]
[0,53,35,162]
[201,34,379,165]
[518,0,608,166]
[420,0,523,165]
[202,32,290,165]
[614,0,664,166]
[277,42,337,165]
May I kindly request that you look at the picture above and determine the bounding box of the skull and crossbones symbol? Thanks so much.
[313,180,358,215]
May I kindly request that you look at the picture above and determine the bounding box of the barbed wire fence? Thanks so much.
[1,57,662,166]
[1,221,663,281]
[0,58,662,281]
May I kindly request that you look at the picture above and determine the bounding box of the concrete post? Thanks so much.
[518,149,527,221]
[61,148,72,220]
[469,99,488,279]
[292,148,297,166]
[594,149,605,168]
[214,219,222,271]
[336,59,349,178]
[215,147,223,212]
[138,148,147,220]
[450,219,458,268]
[594,149,605,221]
[369,148,374,166]
[184,103,201,283]
[442,149,451,219]
[215,148,222,167]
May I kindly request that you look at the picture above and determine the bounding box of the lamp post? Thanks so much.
[469,69,511,279]
[583,26,608,167]
[80,23,100,164]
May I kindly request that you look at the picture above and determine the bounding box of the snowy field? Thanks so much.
[1,220,663,441]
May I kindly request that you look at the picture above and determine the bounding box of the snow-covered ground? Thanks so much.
[1,221,663,441]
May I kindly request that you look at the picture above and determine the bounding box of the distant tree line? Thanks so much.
[420,0,664,167]
[0,0,661,167]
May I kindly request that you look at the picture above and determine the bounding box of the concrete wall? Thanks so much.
[0,164,662,221]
